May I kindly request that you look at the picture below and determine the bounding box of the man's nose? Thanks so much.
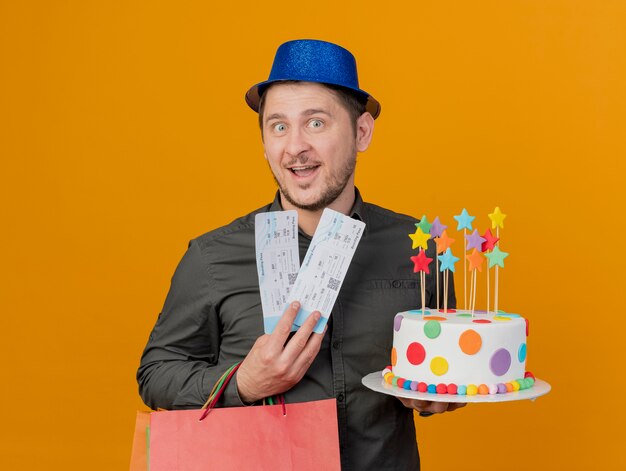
[284,127,311,157]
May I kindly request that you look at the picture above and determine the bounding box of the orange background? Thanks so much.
[1,1,624,469]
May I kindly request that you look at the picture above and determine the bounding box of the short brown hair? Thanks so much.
[257,81,367,136]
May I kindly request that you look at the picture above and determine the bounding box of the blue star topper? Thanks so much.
[453,208,475,231]
[438,248,460,272]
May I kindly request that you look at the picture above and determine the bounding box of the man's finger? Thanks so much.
[282,310,322,360]
[289,326,326,375]
[398,398,449,414]
[446,402,467,412]
[267,301,301,351]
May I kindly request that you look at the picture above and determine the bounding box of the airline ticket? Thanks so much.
[288,208,366,334]
[255,210,300,334]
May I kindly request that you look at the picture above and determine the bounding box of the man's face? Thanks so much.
[261,82,361,211]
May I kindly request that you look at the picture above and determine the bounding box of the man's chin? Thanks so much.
[282,193,325,211]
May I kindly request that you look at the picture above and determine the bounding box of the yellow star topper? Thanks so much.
[488,206,507,229]
[408,227,431,250]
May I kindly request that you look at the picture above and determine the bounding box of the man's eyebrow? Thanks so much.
[302,108,332,117]
[265,113,286,123]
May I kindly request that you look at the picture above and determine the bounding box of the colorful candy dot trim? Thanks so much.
[381,367,537,396]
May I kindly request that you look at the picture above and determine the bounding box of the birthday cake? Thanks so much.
[384,309,534,395]
[383,207,536,396]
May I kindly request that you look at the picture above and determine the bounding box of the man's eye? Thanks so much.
[273,123,286,132]
[308,119,323,128]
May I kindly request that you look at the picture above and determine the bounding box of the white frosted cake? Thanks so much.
[384,309,534,395]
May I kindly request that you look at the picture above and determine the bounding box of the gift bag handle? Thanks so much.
[198,363,286,421]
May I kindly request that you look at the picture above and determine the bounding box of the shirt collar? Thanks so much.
[268,187,369,231]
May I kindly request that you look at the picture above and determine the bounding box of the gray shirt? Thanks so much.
[137,189,455,470]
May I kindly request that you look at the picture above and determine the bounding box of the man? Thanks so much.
[138,39,463,470]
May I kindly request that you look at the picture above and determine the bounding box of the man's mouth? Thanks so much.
[288,165,320,177]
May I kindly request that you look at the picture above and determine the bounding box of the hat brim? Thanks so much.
[245,79,381,120]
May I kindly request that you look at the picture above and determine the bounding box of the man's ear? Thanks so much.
[355,112,375,152]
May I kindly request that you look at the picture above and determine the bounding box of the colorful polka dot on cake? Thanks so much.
[394,314,404,331]
[490,348,512,376]
[430,356,449,376]
[459,329,482,355]
[406,342,426,365]
[518,343,527,362]
[424,320,441,339]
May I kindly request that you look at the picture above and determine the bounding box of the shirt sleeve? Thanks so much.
[136,239,246,410]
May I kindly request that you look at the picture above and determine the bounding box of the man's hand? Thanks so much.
[236,301,325,403]
[397,398,467,416]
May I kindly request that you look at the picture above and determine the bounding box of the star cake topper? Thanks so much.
[438,248,460,272]
[453,208,475,231]
[408,227,431,250]
[488,206,506,229]
[410,250,434,274]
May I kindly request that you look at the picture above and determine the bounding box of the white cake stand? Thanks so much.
[362,371,551,403]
